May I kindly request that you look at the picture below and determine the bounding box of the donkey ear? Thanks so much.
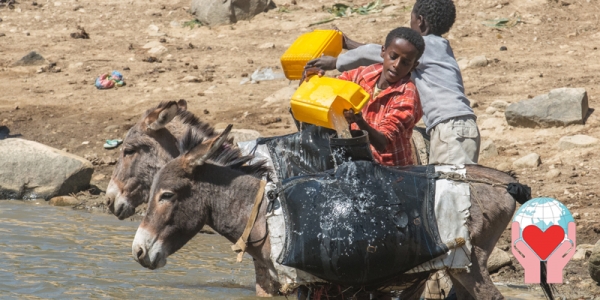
[186,124,233,169]
[145,101,179,131]
[177,99,188,111]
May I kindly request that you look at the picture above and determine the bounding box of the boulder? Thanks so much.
[480,140,498,159]
[513,153,541,168]
[487,247,512,273]
[558,134,598,150]
[191,0,272,26]
[505,88,589,128]
[589,240,600,283]
[0,138,94,200]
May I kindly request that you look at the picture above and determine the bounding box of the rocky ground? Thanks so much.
[1,0,600,298]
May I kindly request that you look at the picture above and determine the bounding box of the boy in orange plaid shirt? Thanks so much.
[304,27,424,166]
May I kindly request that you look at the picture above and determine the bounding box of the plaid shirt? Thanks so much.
[338,64,422,166]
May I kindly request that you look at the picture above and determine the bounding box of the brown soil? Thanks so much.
[1,0,600,298]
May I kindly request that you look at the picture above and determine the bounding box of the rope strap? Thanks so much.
[231,180,267,262]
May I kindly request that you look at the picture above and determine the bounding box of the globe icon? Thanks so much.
[513,197,575,244]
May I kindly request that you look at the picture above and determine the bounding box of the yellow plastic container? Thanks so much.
[280,30,343,80]
[290,75,370,129]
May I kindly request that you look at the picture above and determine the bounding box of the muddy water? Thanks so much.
[0,200,546,299]
[0,200,280,300]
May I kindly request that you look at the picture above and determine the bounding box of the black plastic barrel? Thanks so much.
[329,130,373,165]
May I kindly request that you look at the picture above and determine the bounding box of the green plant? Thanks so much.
[183,19,203,29]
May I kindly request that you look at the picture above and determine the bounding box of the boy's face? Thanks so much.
[379,38,420,85]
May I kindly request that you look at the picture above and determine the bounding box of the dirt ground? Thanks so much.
[1,0,600,298]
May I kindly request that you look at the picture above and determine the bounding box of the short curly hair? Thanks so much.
[384,27,426,60]
[414,0,456,36]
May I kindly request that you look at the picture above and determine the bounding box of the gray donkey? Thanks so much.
[105,100,215,220]
[132,126,520,299]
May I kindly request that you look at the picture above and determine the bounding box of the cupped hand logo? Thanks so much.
[511,197,576,284]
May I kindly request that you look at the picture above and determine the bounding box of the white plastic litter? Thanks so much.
[240,68,285,84]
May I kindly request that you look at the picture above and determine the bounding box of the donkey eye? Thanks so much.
[123,148,136,156]
[159,192,175,201]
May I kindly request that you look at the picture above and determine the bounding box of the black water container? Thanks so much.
[329,130,373,165]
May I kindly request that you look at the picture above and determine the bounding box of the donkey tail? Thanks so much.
[506,182,532,205]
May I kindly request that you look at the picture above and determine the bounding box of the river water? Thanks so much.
[0,200,546,299]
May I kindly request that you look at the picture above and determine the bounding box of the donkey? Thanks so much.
[131,126,520,299]
[105,100,215,220]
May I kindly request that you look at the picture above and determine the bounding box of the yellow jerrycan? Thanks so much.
[290,75,370,130]
[280,30,343,80]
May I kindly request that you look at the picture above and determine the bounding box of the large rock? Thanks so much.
[487,247,512,273]
[558,134,598,150]
[0,139,94,200]
[589,240,600,283]
[505,88,589,128]
[191,0,272,26]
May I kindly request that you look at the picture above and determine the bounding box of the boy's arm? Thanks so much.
[357,88,421,151]
[336,44,383,72]
[344,110,389,152]
[305,44,383,72]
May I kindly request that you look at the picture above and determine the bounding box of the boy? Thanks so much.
[306,0,480,165]
[304,27,425,167]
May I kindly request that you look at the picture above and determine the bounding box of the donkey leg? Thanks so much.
[447,271,474,300]
[447,246,503,299]
[253,258,279,297]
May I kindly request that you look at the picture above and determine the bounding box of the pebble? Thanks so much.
[491,100,509,109]
[92,174,106,181]
[147,24,159,33]
[0,33,5,37]
[500,46,507,51]
[49,196,80,207]
[103,125,120,132]
[512,153,541,168]
[182,75,201,82]
[545,169,561,179]
[485,106,497,114]
[258,42,275,49]
[468,56,488,68]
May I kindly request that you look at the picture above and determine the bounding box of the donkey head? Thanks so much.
[106,100,215,220]
[132,125,269,269]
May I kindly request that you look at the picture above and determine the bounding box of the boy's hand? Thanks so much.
[301,66,325,84]
[343,109,362,124]
[332,25,364,50]
[305,55,337,71]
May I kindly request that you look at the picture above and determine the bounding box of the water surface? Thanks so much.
[0,200,546,299]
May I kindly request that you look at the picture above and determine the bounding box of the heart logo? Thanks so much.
[522,225,565,260]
